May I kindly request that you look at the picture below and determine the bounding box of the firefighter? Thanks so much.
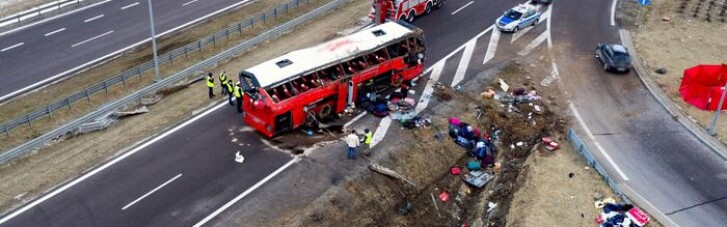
[219,71,228,95]
[225,80,235,106]
[234,82,244,113]
[206,72,215,99]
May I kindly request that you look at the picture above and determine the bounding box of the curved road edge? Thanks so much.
[618,29,727,161]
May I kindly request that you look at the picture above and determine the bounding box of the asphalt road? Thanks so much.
[2,0,725,226]
[0,0,255,102]
[553,0,727,225]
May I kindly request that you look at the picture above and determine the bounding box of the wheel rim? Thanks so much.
[604,63,608,70]
[407,13,414,23]
[534,19,539,25]
[425,4,432,14]
[514,26,519,32]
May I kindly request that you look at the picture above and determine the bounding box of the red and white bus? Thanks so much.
[370,0,446,23]
[239,22,426,137]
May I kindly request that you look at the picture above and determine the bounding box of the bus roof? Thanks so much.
[246,22,417,88]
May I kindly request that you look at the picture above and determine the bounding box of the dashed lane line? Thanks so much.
[122,174,183,210]
[183,0,200,6]
[569,102,630,181]
[84,14,104,23]
[121,2,140,10]
[44,28,66,37]
[451,1,474,15]
[71,30,113,48]
[1,42,24,52]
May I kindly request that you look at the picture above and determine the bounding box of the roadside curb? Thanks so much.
[619,29,727,161]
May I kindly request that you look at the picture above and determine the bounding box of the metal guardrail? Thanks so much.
[0,0,94,28]
[0,0,350,164]
[0,0,316,137]
[566,128,632,204]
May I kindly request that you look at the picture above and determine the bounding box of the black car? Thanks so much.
[595,43,632,73]
[530,0,554,4]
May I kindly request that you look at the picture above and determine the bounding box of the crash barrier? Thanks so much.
[566,128,631,204]
[0,0,96,28]
[0,0,351,164]
[0,0,316,137]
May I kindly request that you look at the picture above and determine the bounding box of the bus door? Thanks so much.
[274,111,292,135]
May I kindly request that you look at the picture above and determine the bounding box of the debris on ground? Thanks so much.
[594,197,651,227]
[113,106,150,118]
[369,163,417,187]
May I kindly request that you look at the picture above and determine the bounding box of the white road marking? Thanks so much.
[122,174,183,210]
[415,61,445,115]
[0,0,256,103]
[1,42,24,52]
[121,2,140,10]
[422,26,493,77]
[0,0,112,36]
[451,1,474,15]
[370,117,392,148]
[451,38,475,86]
[183,0,200,6]
[545,4,553,49]
[0,102,228,224]
[510,26,533,43]
[569,102,630,181]
[83,14,104,23]
[44,28,66,37]
[71,30,113,48]
[483,28,500,65]
[540,61,560,86]
[343,112,367,129]
[193,157,299,227]
[517,31,548,56]
[610,0,617,26]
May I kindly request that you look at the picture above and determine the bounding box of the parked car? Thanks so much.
[495,4,541,32]
[530,0,554,5]
[595,43,632,73]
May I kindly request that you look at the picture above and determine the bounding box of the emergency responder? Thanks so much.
[234,82,244,113]
[225,79,235,106]
[362,128,373,156]
[206,72,215,98]
[219,71,228,95]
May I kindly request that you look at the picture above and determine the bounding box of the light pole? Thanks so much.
[707,72,727,135]
[147,0,161,82]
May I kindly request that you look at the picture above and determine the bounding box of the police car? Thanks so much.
[495,4,541,32]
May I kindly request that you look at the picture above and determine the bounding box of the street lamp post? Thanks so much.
[147,0,161,82]
[707,73,727,135]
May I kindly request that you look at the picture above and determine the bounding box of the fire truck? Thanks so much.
[370,0,446,24]
[239,22,426,137]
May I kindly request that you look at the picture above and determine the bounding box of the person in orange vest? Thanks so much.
[206,72,215,99]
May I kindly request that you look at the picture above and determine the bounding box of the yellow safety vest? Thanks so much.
[219,73,227,84]
[206,76,214,88]
[234,85,243,98]
[364,132,373,144]
[225,81,234,93]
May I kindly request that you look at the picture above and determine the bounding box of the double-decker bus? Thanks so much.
[370,0,446,23]
[239,22,426,137]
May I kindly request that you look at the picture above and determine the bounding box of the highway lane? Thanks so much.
[553,0,727,225]
[0,104,292,227]
[0,1,526,226]
[0,0,255,102]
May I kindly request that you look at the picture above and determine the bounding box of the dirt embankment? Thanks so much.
[630,0,727,141]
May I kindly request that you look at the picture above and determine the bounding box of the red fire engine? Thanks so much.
[370,0,446,24]
[239,22,426,137]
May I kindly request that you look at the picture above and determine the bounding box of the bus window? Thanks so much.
[376,48,390,62]
[387,44,401,58]
[415,36,425,51]
[304,72,320,88]
[285,82,299,95]
[344,62,357,74]
[267,88,281,103]
[353,56,368,71]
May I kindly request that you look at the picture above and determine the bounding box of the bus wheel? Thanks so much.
[318,104,333,119]
[406,11,415,23]
[434,0,444,9]
[425,2,432,14]
[399,15,407,22]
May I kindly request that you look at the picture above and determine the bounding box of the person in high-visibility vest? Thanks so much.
[363,128,373,156]
[206,72,215,99]
[225,80,235,106]
[234,82,244,113]
[219,71,228,95]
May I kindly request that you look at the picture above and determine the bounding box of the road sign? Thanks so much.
[638,0,650,6]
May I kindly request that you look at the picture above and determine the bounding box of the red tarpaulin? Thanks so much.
[679,64,727,110]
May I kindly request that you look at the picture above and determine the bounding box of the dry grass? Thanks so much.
[632,0,727,141]
[0,0,369,214]
[0,0,332,151]
[0,0,56,18]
